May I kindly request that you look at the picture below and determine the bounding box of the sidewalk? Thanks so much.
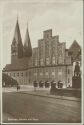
[3,86,81,102]
[20,90,81,102]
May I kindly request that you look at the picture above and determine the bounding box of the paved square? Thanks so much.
[3,91,81,123]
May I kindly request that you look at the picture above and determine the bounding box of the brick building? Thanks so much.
[3,19,81,88]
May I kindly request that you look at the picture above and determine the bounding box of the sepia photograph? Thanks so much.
[1,0,83,124]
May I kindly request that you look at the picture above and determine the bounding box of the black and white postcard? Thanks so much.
[0,0,83,124]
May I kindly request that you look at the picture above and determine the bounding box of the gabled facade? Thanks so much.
[68,40,81,62]
[3,20,81,88]
[68,40,81,76]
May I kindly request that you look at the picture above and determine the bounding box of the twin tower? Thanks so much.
[11,19,32,64]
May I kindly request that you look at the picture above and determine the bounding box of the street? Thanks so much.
[3,92,81,123]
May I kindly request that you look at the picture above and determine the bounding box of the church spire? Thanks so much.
[24,23,32,57]
[12,18,23,58]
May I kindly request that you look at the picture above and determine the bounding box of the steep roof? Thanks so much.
[12,37,17,46]
[12,19,23,58]
[24,26,32,57]
[14,19,22,44]
[3,64,26,71]
[3,57,32,71]
[68,40,81,62]
[69,40,81,51]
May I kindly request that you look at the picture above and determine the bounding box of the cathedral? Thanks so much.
[3,19,81,88]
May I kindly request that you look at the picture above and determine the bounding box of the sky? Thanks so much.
[0,0,83,68]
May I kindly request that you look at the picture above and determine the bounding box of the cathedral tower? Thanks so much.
[23,24,32,57]
[11,19,23,64]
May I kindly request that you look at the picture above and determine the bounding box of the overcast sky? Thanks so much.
[0,0,83,68]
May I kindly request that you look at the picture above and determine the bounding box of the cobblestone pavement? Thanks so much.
[2,92,81,123]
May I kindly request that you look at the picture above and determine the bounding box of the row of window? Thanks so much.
[8,72,28,77]
[8,69,70,77]
[34,70,70,76]
[33,57,70,66]
[33,68,70,74]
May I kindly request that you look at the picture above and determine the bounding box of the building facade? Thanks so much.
[3,19,81,88]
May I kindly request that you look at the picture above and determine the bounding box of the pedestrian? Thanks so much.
[17,85,18,91]
[33,81,38,91]
[17,84,20,91]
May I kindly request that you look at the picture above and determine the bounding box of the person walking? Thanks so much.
[33,81,38,91]
[17,84,20,91]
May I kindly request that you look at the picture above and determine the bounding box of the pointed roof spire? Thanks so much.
[24,22,32,57]
[12,37,17,46]
[14,17,21,43]
[12,17,23,58]
[17,13,18,21]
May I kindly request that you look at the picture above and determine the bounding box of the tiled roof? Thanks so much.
[3,57,32,71]
[3,64,26,71]
[69,40,81,51]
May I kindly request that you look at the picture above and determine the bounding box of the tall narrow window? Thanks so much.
[52,56,55,64]
[26,72,27,77]
[21,72,23,76]
[13,73,15,77]
[68,78,70,83]
[68,69,70,74]
[17,73,19,77]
